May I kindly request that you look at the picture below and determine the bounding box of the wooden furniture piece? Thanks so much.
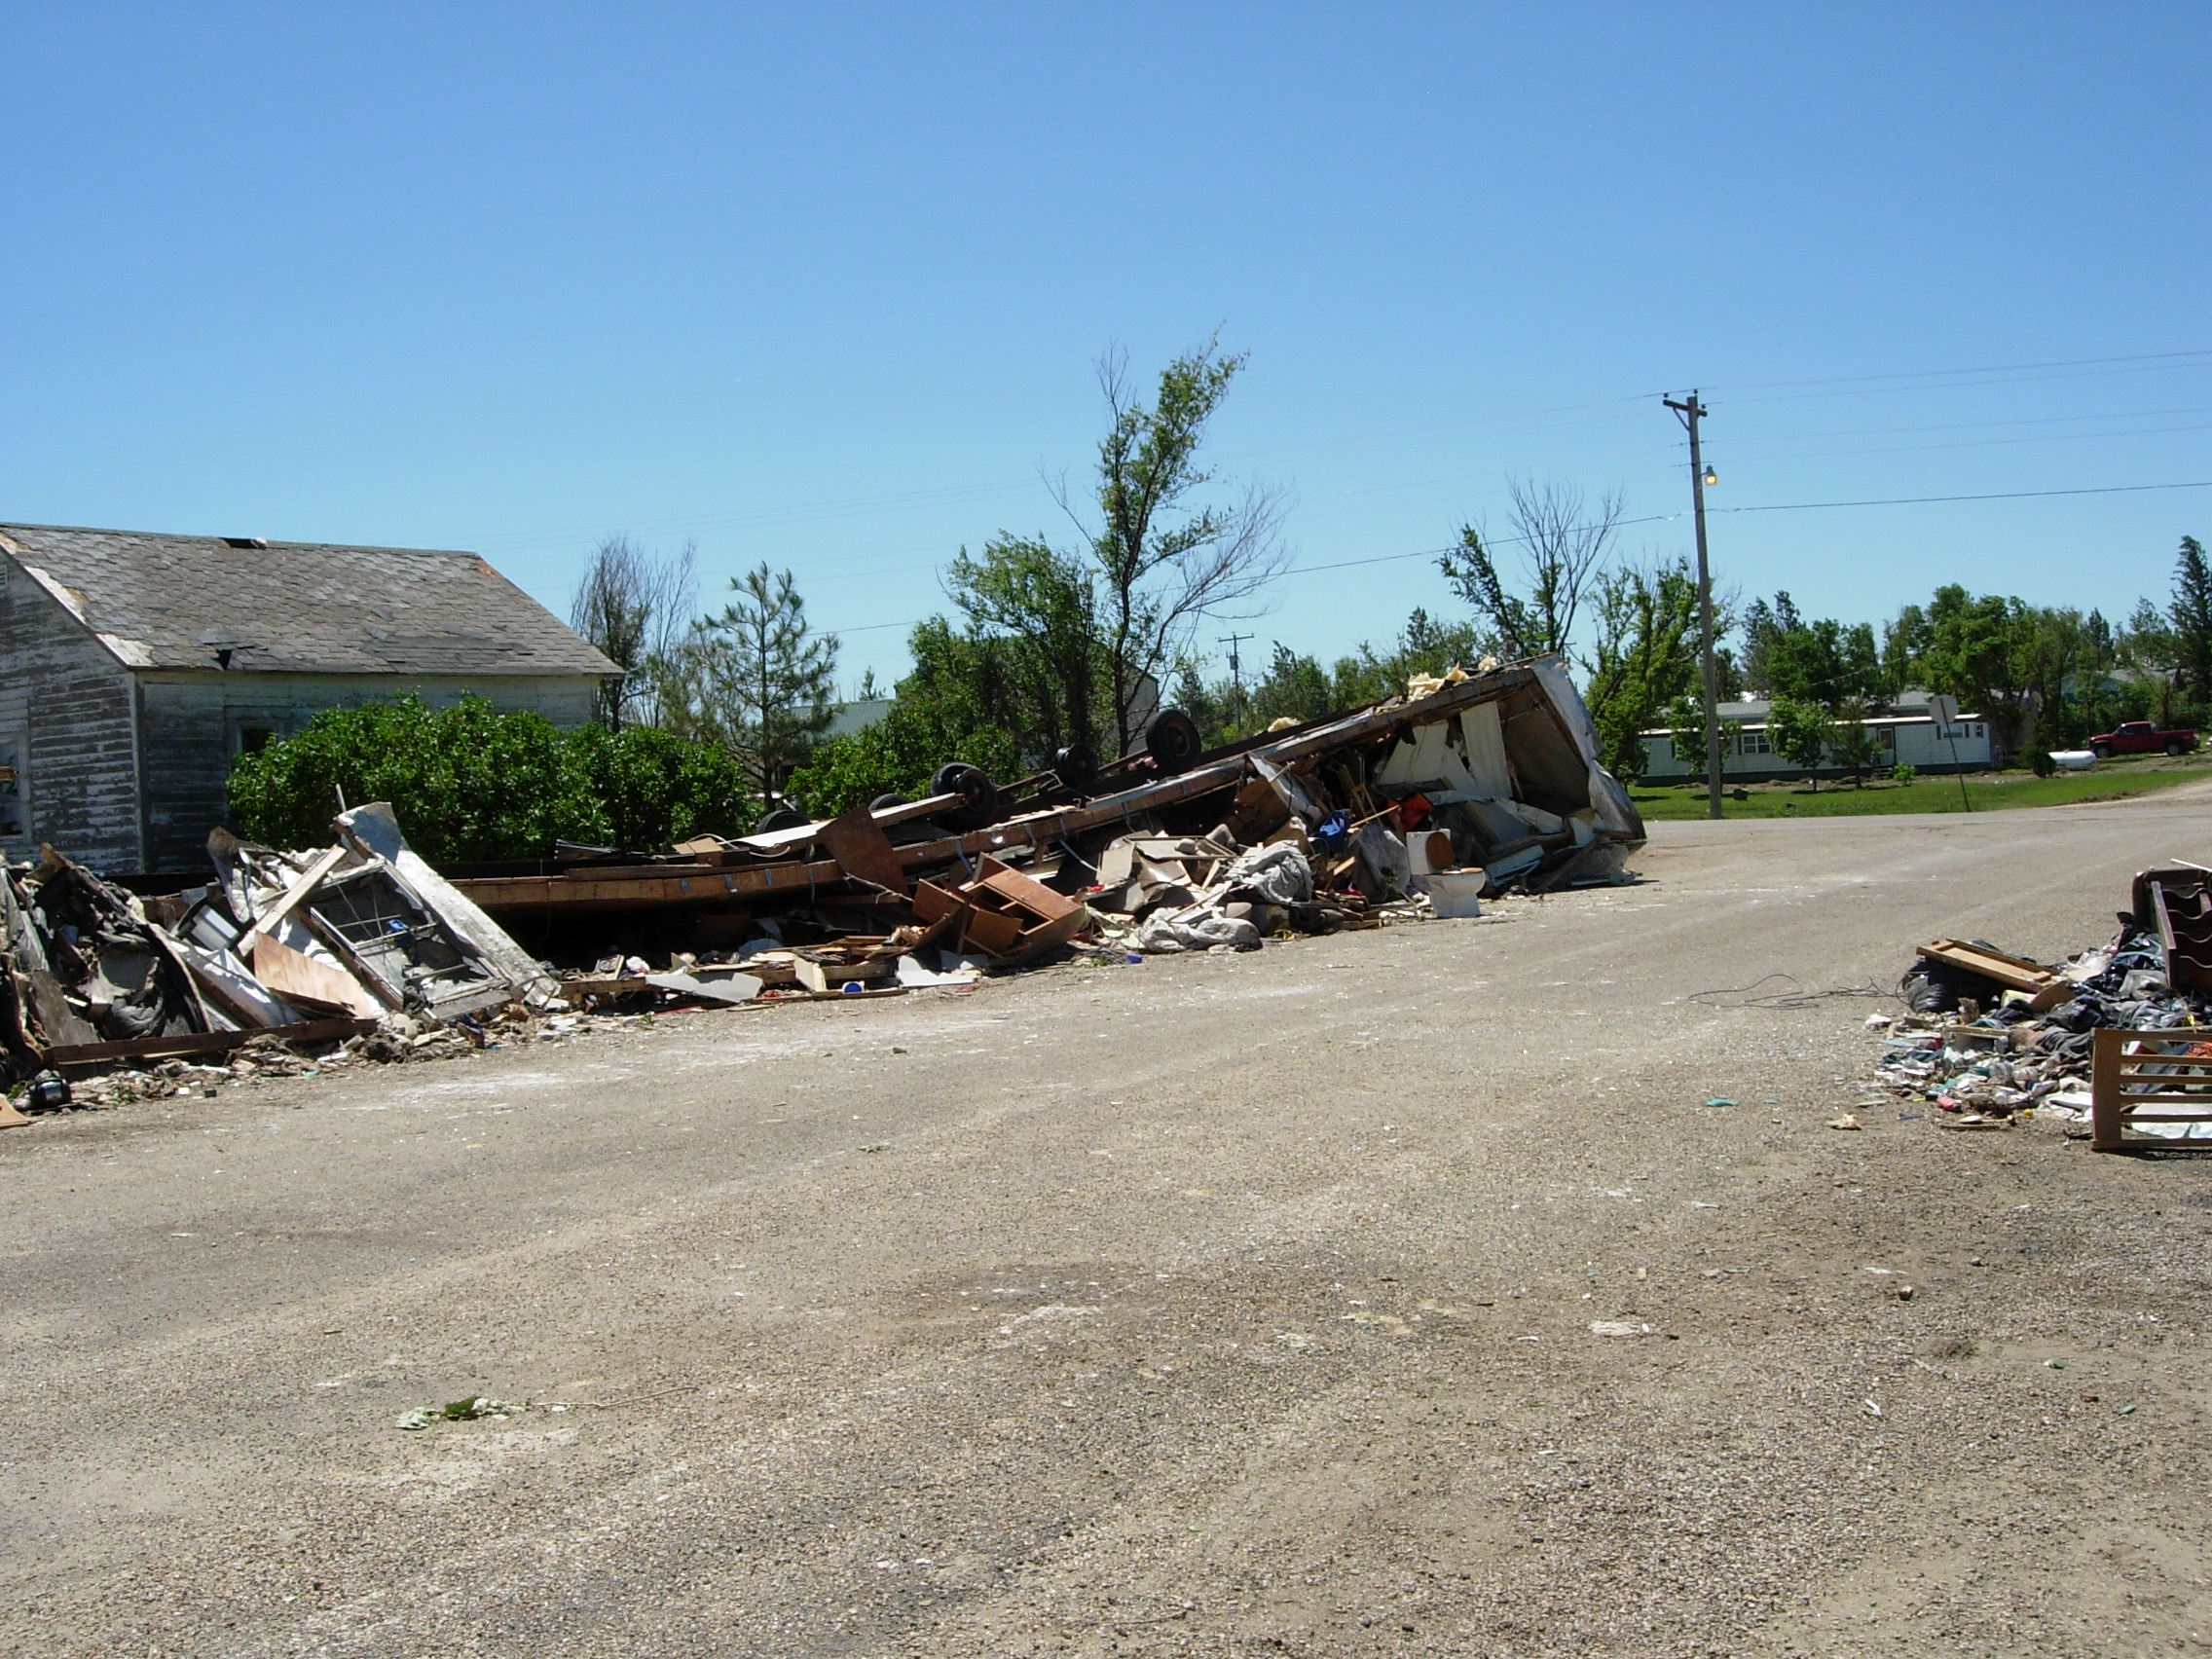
[2090,1027,2212,1151]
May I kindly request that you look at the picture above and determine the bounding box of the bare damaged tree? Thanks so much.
[1438,477,1623,660]
[568,535,698,729]
[1052,337,1291,753]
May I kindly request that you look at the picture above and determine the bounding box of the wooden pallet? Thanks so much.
[2090,1027,2212,1151]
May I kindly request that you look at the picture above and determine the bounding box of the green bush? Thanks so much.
[228,696,754,864]
[566,723,755,849]
[1890,762,1916,784]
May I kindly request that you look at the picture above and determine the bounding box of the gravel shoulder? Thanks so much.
[5,799,2211,1657]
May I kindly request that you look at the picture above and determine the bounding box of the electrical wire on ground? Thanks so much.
[1683,973,1899,1011]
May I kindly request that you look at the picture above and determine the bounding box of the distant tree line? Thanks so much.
[228,328,2212,857]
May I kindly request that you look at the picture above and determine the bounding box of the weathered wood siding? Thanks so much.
[137,673,603,871]
[0,558,143,872]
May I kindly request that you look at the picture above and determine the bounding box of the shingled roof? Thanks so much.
[0,523,618,677]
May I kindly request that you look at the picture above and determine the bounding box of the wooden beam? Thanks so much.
[237,845,350,947]
[41,1016,379,1070]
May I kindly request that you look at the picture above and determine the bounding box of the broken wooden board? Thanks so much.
[251,935,384,1017]
[41,1016,379,1070]
[793,953,897,994]
[0,1098,29,1128]
[816,803,910,897]
[1918,938,2071,1010]
[238,845,350,947]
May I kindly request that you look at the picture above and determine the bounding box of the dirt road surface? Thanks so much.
[7,799,2211,1657]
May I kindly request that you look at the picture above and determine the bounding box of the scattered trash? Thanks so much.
[1704,1097,1737,1109]
[1588,1319,1653,1338]
[1827,1114,1862,1131]
[396,1395,520,1431]
[1867,875,2212,1149]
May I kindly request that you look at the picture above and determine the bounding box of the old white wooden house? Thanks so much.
[0,523,618,875]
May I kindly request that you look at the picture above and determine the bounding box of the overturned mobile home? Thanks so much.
[456,656,1644,953]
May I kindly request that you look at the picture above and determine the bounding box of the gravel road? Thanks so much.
[6,797,2211,1657]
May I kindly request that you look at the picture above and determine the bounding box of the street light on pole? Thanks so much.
[1664,391,1723,821]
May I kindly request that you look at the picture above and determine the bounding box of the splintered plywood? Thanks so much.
[251,936,385,1017]
[817,803,909,896]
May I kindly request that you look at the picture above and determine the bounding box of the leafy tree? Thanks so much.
[1745,604,1879,712]
[1881,603,1931,699]
[1739,592,1805,695]
[665,564,839,797]
[2015,607,2100,750]
[1249,644,1338,730]
[944,534,1104,761]
[1439,477,1623,660]
[784,620,1020,817]
[2171,535,2212,711]
[1920,585,2037,755]
[2120,598,2183,725]
[1829,696,1882,785]
[1060,337,1289,752]
[1577,558,1702,780]
[1767,697,1833,790]
[567,534,697,729]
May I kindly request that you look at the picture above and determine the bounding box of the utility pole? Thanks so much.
[1664,391,1723,821]
[1219,632,1253,722]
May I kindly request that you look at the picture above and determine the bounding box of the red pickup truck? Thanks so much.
[2088,721,2200,758]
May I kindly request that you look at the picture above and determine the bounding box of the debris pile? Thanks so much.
[1870,866,2212,1145]
[5,656,1646,1124]
[2,803,565,1119]
[456,654,1644,960]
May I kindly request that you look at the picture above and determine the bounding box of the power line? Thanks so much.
[1702,348,2212,394]
[814,475,2212,640]
[1702,403,2212,444]
[1714,478,2212,514]
[1720,359,2212,407]
[1676,420,2212,468]
[460,348,2212,560]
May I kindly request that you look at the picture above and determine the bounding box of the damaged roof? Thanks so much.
[0,522,619,677]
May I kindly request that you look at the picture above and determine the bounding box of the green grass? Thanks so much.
[1631,753,2212,820]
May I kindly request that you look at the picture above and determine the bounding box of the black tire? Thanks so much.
[2091,743,2114,760]
[1052,743,1098,790]
[868,793,909,814]
[1145,709,1204,774]
[758,807,810,832]
[930,762,1001,828]
[2168,739,2190,756]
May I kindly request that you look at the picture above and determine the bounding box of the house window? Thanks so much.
[0,739,22,837]
[236,724,276,756]
[1739,729,1772,756]
[1877,725,1897,753]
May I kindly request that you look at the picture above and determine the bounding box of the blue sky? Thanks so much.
[7,3,2208,692]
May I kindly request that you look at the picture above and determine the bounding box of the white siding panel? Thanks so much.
[0,556,143,871]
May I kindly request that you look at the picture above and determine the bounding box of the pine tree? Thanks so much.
[2170,535,2212,712]
[665,564,839,800]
